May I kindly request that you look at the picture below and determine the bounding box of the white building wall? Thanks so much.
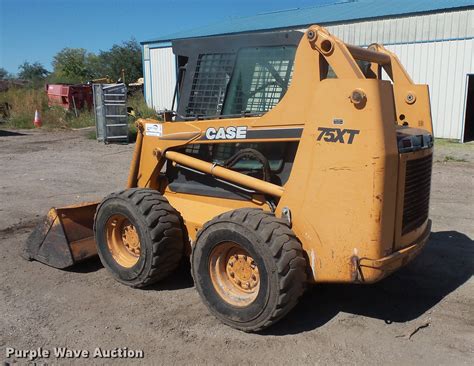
[386,39,473,139]
[143,44,177,111]
[144,9,473,138]
[143,45,152,106]
[326,9,473,45]
[324,9,474,139]
[150,47,177,110]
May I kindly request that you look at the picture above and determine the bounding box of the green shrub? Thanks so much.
[127,92,157,119]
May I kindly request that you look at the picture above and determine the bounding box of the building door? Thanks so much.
[463,74,474,142]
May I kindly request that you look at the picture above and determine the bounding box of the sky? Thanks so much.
[0,0,330,74]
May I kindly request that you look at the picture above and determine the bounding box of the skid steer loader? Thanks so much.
[24,26,434,332]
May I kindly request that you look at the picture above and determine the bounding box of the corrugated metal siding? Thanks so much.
[326,9,473,44]
[143,62,152,105]
[143,9,473,138]
[149,47,176,110]
[305,10,474,139]
[387,39,473,139]
[143,0,474,43]
[143,45,152,106]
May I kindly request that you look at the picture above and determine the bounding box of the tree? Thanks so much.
[97,39,142,83]
[51,48,97,83]
[17,62,49,82]
[0,67,12,80]
[47,39,143,84]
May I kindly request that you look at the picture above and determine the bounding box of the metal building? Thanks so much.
[141,0,474,141]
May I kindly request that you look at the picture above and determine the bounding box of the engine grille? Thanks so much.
[402,154,433,235]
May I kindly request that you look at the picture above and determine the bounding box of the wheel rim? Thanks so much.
[209,242,260,307]
[106,214,141,268]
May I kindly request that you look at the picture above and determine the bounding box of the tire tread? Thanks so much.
[194,208,306,332]
[95,188,184,288]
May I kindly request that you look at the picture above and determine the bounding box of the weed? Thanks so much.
[1,87,95,129]
[87,130,97,140]
[66,110,95,129]
[435,138,474,149]
[127,92,157,119]
[1,87,48,128]
[442,155,467,163]
[1,87,153,138]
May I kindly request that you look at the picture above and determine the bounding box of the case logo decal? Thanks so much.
[205,126,247,140]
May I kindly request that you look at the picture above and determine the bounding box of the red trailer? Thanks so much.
[45,84,93,111]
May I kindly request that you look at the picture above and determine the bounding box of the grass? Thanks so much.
[434,138,460,145]
[87,129,97,140]
[0,87,48,128]
[1,88,157,143]
[434,138,472,163]
[127,92,157,119]
[442,155,468,163]
[125,92,159,142]
[67,110,96,129]
[435,138,474,148]
[0,87,95,129]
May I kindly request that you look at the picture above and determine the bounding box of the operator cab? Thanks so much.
[166,32,303,201]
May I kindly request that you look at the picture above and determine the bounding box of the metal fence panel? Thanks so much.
[93,83,129,144]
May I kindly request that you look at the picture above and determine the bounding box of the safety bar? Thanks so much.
[165,151,284,198]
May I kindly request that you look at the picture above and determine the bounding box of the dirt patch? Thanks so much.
[0,218,39,237]
[0,130,473,365]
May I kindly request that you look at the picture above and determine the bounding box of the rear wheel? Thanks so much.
[94,188,185,288]
[208,241,260,307]
[192,208,307,332]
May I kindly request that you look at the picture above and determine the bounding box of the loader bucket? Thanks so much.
[24,202,99,269]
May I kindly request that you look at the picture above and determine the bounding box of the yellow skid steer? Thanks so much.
[25,25,433,332]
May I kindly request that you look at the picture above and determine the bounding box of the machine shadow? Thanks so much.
[66,257,103,273]
[0,130,26,137]
[144,259,195,291]
[265,230,473,336]
[67,257,194,290]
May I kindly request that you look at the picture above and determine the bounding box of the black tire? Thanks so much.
[94,188,185,288]
[192,208,307,332]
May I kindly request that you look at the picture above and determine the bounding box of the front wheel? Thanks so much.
[94,188,185,288]
[192,208,307,332]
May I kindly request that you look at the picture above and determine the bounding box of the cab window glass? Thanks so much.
[222,46,296,115]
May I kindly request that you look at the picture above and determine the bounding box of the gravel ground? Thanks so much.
[0,128,473,365]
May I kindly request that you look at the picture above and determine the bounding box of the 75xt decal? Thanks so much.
[316,127,360,144]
